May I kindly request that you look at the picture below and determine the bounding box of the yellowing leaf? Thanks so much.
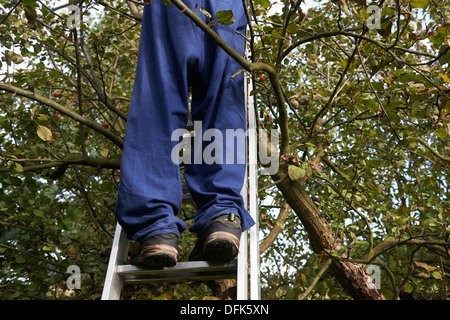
[288,165,306,181]
[410,0,430,8]
[200,6,211,19]
[414,261,437,272]
[37,125,52,142]
[36,114,48,122]
[7,51,24,64]
[31,106,38,117]
[299,273,306,282]
[308,160,324,172]
[438,73,450,83]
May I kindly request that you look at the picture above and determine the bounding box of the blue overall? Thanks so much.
[115,0,255,243]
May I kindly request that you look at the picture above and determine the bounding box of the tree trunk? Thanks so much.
[272,157,386,300]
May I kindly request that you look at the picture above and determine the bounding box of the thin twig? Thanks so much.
[298,258,332,300]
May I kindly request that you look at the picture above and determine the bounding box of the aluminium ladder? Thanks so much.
[101,77,260,300]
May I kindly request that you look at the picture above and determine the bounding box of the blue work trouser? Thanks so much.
[115,1,255,242]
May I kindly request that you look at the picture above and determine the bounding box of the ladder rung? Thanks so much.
[181,183,192,200]
[182,193,192,200]
[118,260,237,284]
[182,132,195,139]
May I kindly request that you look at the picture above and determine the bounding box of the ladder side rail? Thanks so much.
[247,77,261,300]
[236,228,248,299]
[236,64,253,300]
[101,222,129,300]
[236,173,249,299]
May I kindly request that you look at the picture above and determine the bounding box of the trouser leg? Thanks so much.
[186,0,255,234]
[115,3,198,242]
[115,0,255,242]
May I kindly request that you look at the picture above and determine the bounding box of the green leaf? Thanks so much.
[365,160,381,168]
[431,270,442,280]
[436,127,447,140]
[216,10,235,26]
[388,111,401,123]
[49,70,61,79]
[429,26,449,47]
[366,99,379,113]
[396,70,422,83]
[288,165,306,181]
[286,23,298,34]
[22,0,39,8]
[255,0,271,9]
[10,291,22,298]
[409,0,430,8]
[24,6,37,29]
[13,163,24,173]
[404,283,414,293]
[36,114,49,122]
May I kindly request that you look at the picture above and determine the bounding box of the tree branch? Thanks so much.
[282,29,449,100]
[369,237,450,261]
[307,39,359,141]
[260,201,290,254]
[0,83,124,149]
[0,155,121,173]
[298,258,332,300]
[414,137,450,163]
[127,0,143,21]
[170,0,290,155]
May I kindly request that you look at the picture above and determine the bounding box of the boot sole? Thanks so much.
[201,232,240,262]
[131,244,178,268]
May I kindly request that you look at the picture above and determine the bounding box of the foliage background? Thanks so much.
[0,0,449,299]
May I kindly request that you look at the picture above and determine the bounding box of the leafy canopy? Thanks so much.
[0,0,448,300]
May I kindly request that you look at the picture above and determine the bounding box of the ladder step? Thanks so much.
[182,183,192,200]
[118,260,237,284]
[182,193,192,200]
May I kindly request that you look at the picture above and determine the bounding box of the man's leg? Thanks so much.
[186,0,255,261]
[115,2,201,266]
